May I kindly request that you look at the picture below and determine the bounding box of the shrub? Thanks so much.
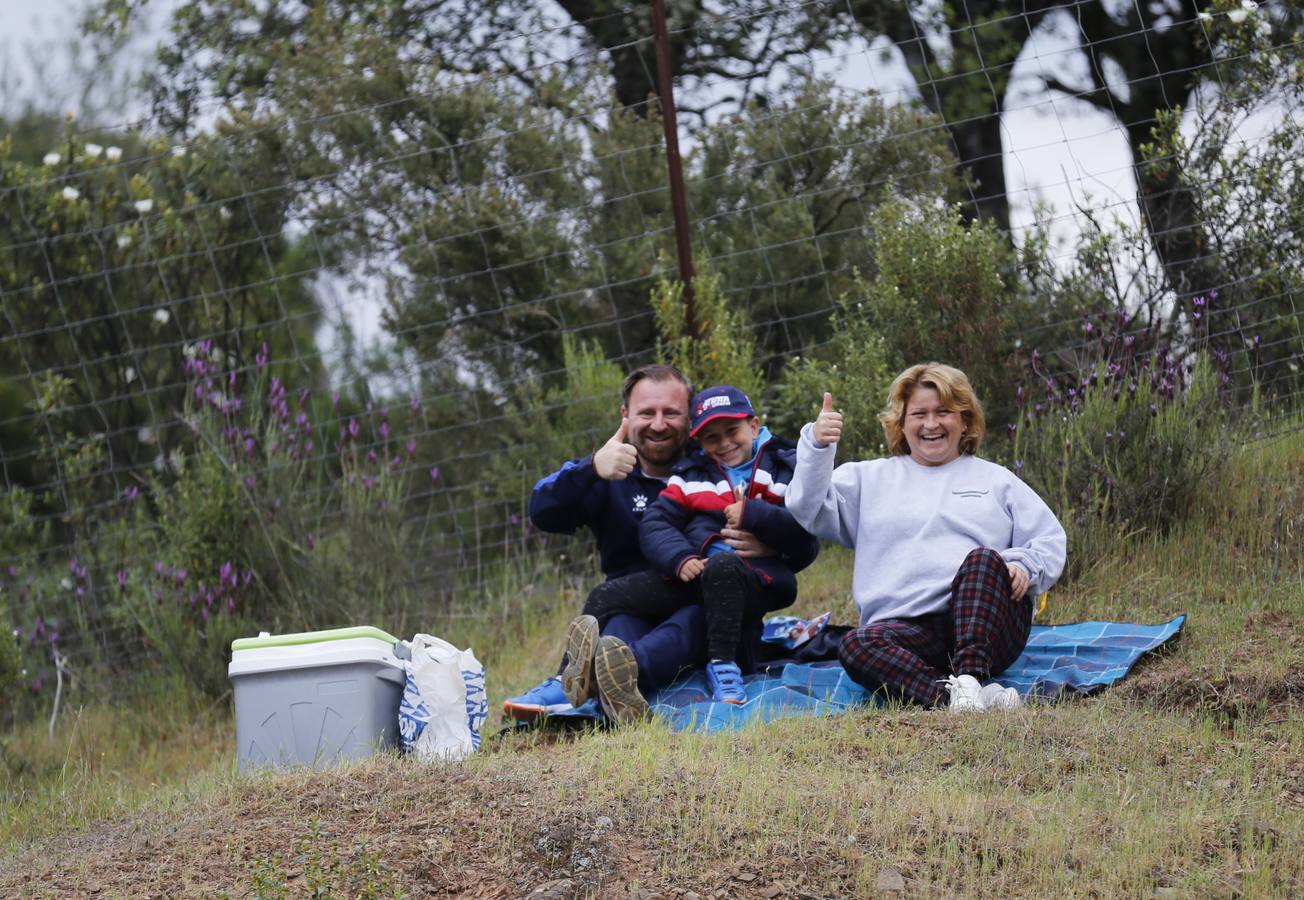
[489,332,626,534]
[770,200,1019,455]
[1014,350,1243,579]
[770,289,896,458]
[651,262,763,401]
[0,600,18,710]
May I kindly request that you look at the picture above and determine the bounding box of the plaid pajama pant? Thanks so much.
[837,548,1033,708]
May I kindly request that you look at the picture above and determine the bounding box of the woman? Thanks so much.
[785,363,1067,711]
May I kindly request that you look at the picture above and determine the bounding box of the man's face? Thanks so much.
[622,377,690,473]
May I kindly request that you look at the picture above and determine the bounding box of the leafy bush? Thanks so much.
[770,289,896,457]
[0,600,18,710]
[651,263,763,400]
[489,332,627,522]
[771,200,1018,455]
[1014,351,1243,579]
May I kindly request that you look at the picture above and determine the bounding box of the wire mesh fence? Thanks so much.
[2,0,1302,709]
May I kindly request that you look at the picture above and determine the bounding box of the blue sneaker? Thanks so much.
[502,677,571,723]
[706,659,747,705]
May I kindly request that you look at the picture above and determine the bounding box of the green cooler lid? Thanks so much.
[231,625,398,652]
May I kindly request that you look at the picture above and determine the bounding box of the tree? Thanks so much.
[0,121,324,531]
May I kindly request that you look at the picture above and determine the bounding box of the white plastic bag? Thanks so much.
[397,634,486,762]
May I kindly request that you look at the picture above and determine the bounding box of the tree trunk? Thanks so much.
[947,110,1010,234]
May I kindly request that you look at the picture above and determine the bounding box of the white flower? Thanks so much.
[138,425,155,444]
[60,577,73,590]
[171,145,187,158]
[1241,0,1258,10]
[85,143,103,158]
[1197,11,1213,22]
[134,199,153,214]
[43,151,61,166]
[219,206,233,221]
[1228,9,1248,22]
[124,367,137,384]
[117,234,132,249]
[153,308,170,325]
[183,343,198,360]
[62,186,80,200]
[106,146,122,162]
[153,454,166,473]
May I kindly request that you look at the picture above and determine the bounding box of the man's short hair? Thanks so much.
[621,364,693,405]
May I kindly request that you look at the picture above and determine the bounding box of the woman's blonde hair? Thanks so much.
[878,362,986,457]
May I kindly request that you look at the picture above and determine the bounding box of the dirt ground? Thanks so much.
[0,753,830,899]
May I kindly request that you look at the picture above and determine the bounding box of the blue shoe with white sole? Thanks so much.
[502,676,571,723]
[706,659,747,704]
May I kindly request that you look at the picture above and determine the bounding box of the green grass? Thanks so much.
[1,430,1301,897]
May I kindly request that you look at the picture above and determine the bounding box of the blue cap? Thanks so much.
[690,385,755,436]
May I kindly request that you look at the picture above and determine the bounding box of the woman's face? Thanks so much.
[902,385,964,467]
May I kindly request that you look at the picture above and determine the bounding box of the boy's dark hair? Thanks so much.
[621,364,693,405]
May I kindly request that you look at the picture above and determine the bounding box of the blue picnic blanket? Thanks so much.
[555,615,1185,734]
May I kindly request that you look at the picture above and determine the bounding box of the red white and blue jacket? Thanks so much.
[638,435,820,604]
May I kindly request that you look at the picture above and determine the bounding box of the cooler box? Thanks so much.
[229,626,405,772]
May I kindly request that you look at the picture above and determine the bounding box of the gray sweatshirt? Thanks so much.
[787,423,1067,626]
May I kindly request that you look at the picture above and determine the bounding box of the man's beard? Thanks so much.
[635,432,681,466]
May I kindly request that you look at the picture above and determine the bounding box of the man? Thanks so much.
[504,363,773,723]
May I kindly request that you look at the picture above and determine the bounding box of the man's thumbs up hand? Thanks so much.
[813,391,843,447]
[593,418,638,480]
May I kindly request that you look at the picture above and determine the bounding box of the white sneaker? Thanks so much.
[943,674,984,712]
[978,682,1023,710]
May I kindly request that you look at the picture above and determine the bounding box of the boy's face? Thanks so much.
[695,416,760,467]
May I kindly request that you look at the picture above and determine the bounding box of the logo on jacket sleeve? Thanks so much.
[632,494,648,512]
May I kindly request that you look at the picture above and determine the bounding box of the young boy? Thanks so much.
[569,385,819,706]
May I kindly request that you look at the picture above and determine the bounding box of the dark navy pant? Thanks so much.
[602,605,706,696]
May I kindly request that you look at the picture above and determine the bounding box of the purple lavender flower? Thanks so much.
[116,570,128,589]
[255,342,269,369]
[123,485,139,504]
[430,465,440,483]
